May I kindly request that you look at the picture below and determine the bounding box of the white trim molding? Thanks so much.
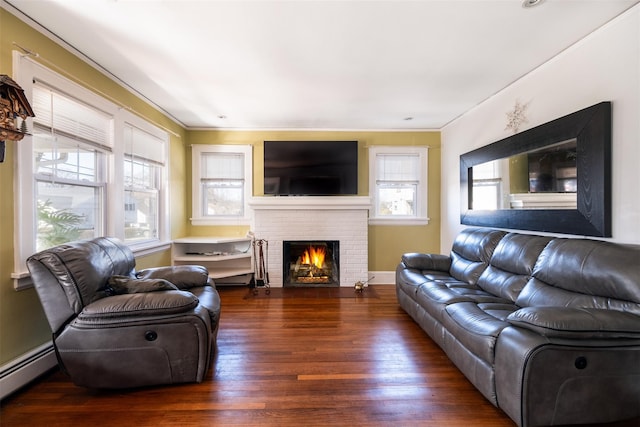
[0,342,57,400]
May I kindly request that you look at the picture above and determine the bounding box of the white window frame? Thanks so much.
[12,53,170,290]
[117,112,170,247]
[368,146,429,225]
[191,144,253,226]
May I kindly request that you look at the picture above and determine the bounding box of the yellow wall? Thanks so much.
[0,9,187,365]
[187,130,441,271]
[0,8,441,367]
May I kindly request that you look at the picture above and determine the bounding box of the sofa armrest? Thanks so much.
[507,307,640,339]
[136,265,211,289]
[401,253,451,272]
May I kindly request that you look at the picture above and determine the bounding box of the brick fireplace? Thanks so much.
[249,196,370,287]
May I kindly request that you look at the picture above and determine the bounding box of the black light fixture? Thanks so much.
[0,74,35,163]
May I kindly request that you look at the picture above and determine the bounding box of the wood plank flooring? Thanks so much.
[1,285,638,427]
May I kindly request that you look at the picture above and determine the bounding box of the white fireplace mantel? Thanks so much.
[249,196,371,210]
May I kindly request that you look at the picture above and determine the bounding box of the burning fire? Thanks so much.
[301,245,326,268]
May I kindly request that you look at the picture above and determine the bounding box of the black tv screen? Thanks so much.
[264,141,358,196]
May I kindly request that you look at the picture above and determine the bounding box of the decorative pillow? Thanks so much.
[106,275,178,295]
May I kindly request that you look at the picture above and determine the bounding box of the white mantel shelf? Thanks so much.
[249,196,371,210]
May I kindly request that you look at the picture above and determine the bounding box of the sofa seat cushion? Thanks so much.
[417,280,512,306]
[442,302,512,364]
[477,302,520,322]
[507,306,640,339]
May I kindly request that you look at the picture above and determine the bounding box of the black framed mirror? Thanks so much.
[460,101,611,237]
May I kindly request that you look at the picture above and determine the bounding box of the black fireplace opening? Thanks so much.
[283,240,339,287]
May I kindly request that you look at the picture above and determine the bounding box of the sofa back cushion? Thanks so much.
[449,228,506,285]
[478,233,552,302]
[28,237,136,315]
[516,239,640,315]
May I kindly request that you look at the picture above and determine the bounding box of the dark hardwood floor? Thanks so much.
[1,285,638,426]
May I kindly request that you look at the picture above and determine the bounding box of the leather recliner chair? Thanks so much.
[27,237,221,389]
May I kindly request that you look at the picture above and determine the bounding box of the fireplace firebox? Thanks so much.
[283,240,339,287]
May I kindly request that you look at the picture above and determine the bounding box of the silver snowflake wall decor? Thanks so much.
[505,100,529,134]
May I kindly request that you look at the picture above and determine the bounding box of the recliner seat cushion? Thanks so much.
[77,290,199,322]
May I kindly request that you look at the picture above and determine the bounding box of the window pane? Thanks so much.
[202,181,243,216]
[34,135,100,182]
[36,181,102,251]
[472,182,500,210]
[377,184,416,216]
[376,154,419,181]
[125,189,158,241]
[202,152,244,179]
[124,157,158,189]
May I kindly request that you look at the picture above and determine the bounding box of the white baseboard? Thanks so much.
[0,342,57,400]
[367,271,395,285]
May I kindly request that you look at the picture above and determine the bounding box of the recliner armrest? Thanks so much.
[136,265,211,289]
[507,307,640,339]
[401,253,451,272]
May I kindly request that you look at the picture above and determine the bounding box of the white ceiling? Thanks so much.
[5,0,639,130]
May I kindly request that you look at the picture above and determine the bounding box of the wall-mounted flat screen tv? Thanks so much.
[264,141,358,196]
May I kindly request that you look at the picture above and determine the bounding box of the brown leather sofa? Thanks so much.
[396,228,640,427]
[27,237,221,389]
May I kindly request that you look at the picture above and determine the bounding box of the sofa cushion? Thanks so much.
[443,302,512,364]
[449,228,506,285]
[395,266,430,300]
[477,233,552,302]
[27,237,137,312]
[531,239,640,305]
[517,239,640,316]
[477,302,520,322]
[507,306,640,339]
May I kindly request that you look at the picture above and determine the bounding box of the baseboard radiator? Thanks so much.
[0,342,57,400]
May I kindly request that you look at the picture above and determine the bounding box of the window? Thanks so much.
[123,122,166,243]
[191,144,252,225]
[369,146,429,225]
[31,83,110,251]
[12,54,169,289]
